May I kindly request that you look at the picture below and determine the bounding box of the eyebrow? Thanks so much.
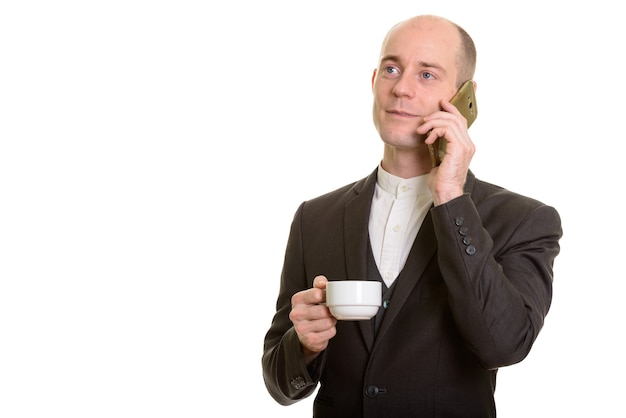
[380,54,446,73]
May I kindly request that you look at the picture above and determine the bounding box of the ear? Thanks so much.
[471,80,477,91]
[371,69,377,89]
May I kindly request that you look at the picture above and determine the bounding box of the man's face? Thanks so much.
[372,19,461,150]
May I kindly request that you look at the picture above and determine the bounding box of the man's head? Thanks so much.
[371,15,476,151]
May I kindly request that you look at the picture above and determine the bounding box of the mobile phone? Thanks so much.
[428,80,478,167]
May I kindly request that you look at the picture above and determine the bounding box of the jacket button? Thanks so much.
[290,376,306,389]
[365,385,378,397]
[365,385,386,398]
[465,245,476,255]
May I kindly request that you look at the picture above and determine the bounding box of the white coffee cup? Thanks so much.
[325,280,382,320]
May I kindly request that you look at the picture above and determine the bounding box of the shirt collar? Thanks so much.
[376,164,431,199]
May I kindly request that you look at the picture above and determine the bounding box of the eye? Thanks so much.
[383,66,399,75]
[421,72,434,80]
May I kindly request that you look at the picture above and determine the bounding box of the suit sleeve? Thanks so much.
[430,193,562,369]
[261,203,324,405]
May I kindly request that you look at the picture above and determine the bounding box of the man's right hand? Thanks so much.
[289,275,338,365]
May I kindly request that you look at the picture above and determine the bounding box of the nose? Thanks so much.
[391,73,416,98]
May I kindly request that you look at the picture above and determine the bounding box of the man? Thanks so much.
[262,14,562,417]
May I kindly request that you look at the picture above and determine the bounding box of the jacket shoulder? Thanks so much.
[300,170,376,212]
[469,174,557,213]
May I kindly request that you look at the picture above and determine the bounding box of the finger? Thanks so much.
[423,128,443,145]
[440,99,459,115]
[418,111,457,137]
[290,304,335,329]
[298,324,337,353]
[292,285,325,307]
[307,304,335,322]
[313,275,328,289]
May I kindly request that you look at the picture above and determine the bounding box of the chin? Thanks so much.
[381,133,424,149]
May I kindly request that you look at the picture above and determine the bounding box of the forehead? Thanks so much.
[380,19,460,70]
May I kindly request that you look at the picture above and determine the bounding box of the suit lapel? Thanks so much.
[344,170,377,279]
[343,171,377,349]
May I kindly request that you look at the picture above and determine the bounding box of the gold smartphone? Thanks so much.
[428,80,478,167]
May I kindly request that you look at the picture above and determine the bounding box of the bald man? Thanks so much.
[262,15,562,417]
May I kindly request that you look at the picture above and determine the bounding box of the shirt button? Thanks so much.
[385,272,393,280]
[400,185,408,192]
[392,225,400,232]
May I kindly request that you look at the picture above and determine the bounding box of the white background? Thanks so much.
[1,1,623,417]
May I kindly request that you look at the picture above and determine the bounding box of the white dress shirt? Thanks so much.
[368,165,433,288]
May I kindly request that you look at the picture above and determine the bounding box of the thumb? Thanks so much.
[313,275,329,290]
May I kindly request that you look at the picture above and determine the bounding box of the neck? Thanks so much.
[381,144,432,179]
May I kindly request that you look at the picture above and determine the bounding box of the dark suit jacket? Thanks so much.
[262,168,562,417]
